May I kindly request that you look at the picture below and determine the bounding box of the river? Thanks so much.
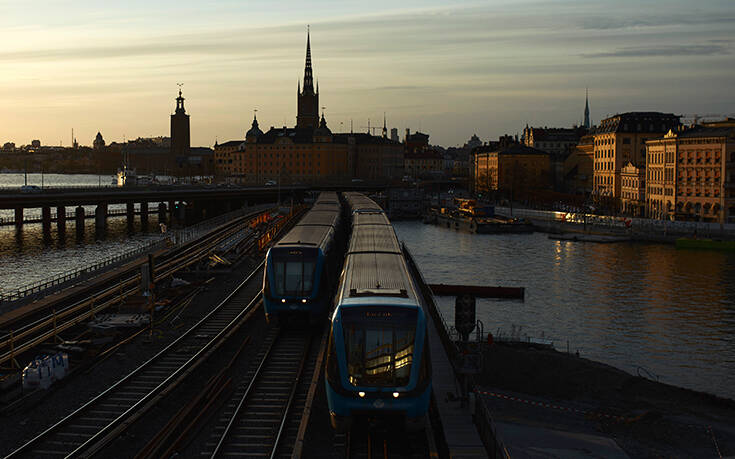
[393,221,735,401]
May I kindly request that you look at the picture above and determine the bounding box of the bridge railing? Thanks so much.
[0,238,168,307]
[402,244,508,458]
[0,204,274,308]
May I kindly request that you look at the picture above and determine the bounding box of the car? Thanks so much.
[265,180,277,186]
[20,185,41,193]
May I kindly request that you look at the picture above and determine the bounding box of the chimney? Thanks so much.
[405,128,410,142]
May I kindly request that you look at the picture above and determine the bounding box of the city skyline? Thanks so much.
[1,0,734,148]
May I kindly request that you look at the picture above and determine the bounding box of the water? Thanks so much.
[393,221,735,401]
[0,173,164,294]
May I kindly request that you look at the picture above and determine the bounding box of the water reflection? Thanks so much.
[393,222,735,400]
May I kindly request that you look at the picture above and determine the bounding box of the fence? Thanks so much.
[0,239,168,306]
[402,244,508,458]
[0,204,273,307]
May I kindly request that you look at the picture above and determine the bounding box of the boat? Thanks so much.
[675,238,735,251]
[426,199,534,234]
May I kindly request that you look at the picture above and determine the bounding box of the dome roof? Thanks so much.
[313,113,332,137]
[246,116,263,139]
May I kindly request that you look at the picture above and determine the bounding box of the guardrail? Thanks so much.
[403,244,508,458]
[0,239,168,306]
[0,204,273,307]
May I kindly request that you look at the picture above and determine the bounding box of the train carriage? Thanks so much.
[263,192,344,324]
[325,193,431,431]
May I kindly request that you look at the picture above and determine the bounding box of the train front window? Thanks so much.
[342,307,417,387]
[273,258,316,296]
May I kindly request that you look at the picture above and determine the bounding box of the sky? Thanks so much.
[1,0,734,148]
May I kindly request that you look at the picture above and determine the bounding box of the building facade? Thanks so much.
[473,143,551,196]
[620,162,645,216]
[593,112,680,207]
[563,133,594,195]
[404,150,443,178]
[645,124,735,223]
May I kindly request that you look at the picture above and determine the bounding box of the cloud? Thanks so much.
[578,13,735,31]
[582,44,731,59]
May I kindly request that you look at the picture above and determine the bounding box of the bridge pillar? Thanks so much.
[178,201,186,222]
[14,207,23,230]
[57,206,66,235]
[140,201,149,229]
[158,202,167,226]
[75,206,85,237]
[168,200,176,226]
[42,206,52,235]
[95,203,107,231]
[126,202,135,230]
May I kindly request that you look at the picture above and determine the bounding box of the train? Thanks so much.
[325,192,431,431]
[263,192,345,324]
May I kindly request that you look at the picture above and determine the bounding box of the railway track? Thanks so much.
[5,262,266,458]
[0,207,274,369]
[340,425,434,459]
[205,327,322,458]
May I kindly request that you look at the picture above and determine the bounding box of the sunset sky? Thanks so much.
[1,0,733,148]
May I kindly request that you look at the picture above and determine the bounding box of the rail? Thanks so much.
[0,207,280,369]
[209,330,313,458]
[0,239,167,305]
[5,264,265,458]
[0,204,271,306]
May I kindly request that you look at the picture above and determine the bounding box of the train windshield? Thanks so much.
[271,248,318,296]
[342,307,417,387]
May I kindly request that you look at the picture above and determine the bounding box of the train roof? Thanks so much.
[353,211,391,226]
[345,193,383,213]
[348,224,400,254]
[338,252,419,306]
[298,209,340,227]
[315,192,339,206]
[275,224,334,249]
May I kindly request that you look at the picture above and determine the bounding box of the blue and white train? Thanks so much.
[325,193,431,431]
[263,192,344,324]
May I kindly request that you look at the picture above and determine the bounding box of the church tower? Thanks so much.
[297,28,319,129]
[171,87,190,157]
[583,88,590,129]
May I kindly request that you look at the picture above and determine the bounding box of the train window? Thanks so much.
[326,327,340,385]
[342,307,417,387]
[273,258,316,296]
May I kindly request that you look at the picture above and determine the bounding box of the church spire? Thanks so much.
[303,26,314,94]
[382,113,387,138]
[583,88,590,129]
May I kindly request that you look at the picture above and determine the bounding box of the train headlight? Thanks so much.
[302,299,307,303]
[281,299,286,303]
[358,391,366,398]
[392,392,399,398]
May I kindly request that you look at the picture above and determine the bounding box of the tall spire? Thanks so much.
[303,25,314,93]
[382,113,387,138]
[583,88,590,129]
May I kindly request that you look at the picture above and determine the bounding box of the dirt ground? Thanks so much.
[477,341,735,458]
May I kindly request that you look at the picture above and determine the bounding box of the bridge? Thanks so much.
[0,183,386,234]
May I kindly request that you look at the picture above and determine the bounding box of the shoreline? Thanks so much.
[478,341,735,457]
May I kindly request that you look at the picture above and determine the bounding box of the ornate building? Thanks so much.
[645,123,735,223]
[215,31,403,184]
[592,112,680,207]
